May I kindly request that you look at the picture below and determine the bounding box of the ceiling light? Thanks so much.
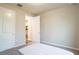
[17,4,23,7]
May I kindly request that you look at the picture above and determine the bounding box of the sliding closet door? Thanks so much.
[0,7,16,51]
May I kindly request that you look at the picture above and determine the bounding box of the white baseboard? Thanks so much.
[41,41,79,51]
[15,42,25,47]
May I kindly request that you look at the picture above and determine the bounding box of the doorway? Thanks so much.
[25,16,32,44]
[25,16,40,44]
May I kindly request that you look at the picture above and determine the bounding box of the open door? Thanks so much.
[31,16,40,43]
[25,16,40,44]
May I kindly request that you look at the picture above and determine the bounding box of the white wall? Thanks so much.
[0,4,27,47]
[40,5,79,49]
[15,12,26,46]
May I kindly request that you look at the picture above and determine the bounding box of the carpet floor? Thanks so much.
[0,43,79,55]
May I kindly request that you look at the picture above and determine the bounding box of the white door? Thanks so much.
[0,7,15,51]
[31,16,40,43]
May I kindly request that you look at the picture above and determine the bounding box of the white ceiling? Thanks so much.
[6,3,71,15]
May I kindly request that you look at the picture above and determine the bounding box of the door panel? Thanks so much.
[0,7,15,51]
[0,33,15,51]
[0,11,3,33]
[31,16,40,43]
[3,10,15,33]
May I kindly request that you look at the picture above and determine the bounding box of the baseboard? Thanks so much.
[41,41,79,51]
[15,42,25,47]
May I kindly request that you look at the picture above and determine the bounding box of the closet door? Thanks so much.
[0,7,16,51]
[0,10,3,33]
[0,9,3,51]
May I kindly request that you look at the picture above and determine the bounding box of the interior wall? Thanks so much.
[40,5,79,49]
[0,4,28,47]
[15,12,26,46]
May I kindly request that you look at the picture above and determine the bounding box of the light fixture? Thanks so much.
[17,4,23,7]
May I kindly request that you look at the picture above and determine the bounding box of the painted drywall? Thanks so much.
[40,5,79,49]
[0,4,28,47]
[15,12,26,46]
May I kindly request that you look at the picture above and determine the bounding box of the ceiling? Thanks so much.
[6,3,72,16]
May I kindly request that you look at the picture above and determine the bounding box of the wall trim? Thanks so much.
[41,41,79,51]
[15,42,25,47]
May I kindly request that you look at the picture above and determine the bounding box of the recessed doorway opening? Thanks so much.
[25,16,32,44]
[25,16,40,44]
